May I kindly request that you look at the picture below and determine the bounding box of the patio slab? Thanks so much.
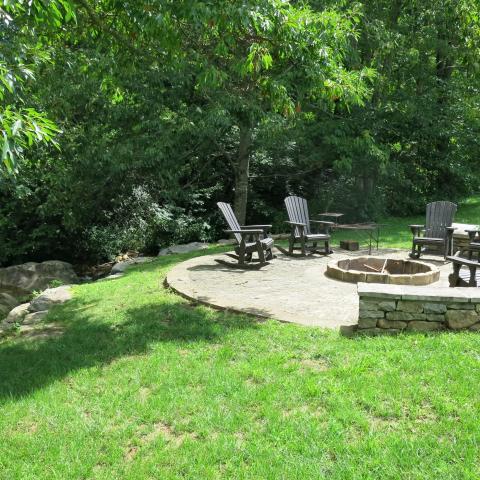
[166,249,452,329]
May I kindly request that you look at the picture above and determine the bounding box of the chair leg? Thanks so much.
[288,234,295,255]
[300,236,306,256]
[257,241,266,264]
[449,263,461,287]
[410,241,419,258]
[238,243,246,265]
[469,265,477,287]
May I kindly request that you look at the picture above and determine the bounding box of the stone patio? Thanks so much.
[166,248,453,329]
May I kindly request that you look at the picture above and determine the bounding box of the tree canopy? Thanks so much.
[0,0,479,265]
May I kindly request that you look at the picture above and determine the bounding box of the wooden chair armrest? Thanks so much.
[446,255,480,268]
[310,220,335,226]
[285,221,307,227]
[242,224,272,229]
[225,229,263,234]
[409,224,424,235]
[310,220,334,234]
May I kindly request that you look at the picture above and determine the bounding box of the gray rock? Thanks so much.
[469,323,480,331]
[378,319,407,330]
[359,300,379,311]
[407,321,445,332]
[158,242,209,256]
[446,310,479,330]
[216,239,236,245]
[476,304,480,313]
[0,260,78,293]
[358,318,378,329]
[0,292,20,309]
[425,313,445,322]
[0,303,11,318]
[359,300,396,312]
[0,292,22,319]
[397,301,424,313]
[359,310,385,320]
[377,301,397,312]
[29,286,73,312]
[97,273,124,282]
[110,257,155,275]
[23,311,48,325]
[5,303,30,324]
[386,311,426,321]
[447,303,475,310]
[423,303,447,314]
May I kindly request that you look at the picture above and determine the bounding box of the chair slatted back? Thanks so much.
[425,201,457,239]
[217,202,242,244]
[284,196,311,237]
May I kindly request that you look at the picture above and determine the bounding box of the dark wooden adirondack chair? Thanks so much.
[277,196,332,257]
[217,202,274,269]
[448,229,480,286]
[409,201,457,259]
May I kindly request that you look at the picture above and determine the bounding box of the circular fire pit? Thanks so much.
[326,257,439,285]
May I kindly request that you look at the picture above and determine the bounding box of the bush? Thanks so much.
[83,186,213,261]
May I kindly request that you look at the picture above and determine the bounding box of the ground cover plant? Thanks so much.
[1,201,480,478]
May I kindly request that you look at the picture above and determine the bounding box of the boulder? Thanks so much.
[0,292,22,319]
[0,260,78,294]
[110,257,156,275]
[23,311,48,325]
[216,239,236,245]
[158,242,209,256]
[29,286,73,313]
[5,303,30,324]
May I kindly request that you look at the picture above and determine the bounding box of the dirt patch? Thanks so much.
[287,356,330,373]
[138,387,151,403]
[125,421,198,461]
[368,414,401,431]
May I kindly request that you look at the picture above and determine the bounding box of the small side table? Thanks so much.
[318,212,344,226]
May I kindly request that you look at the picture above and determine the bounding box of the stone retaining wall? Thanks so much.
[358,283,480,334]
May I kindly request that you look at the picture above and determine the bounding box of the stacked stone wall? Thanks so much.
[357,283,480,334]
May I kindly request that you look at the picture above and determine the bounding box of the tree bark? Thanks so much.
[233,123,251,225]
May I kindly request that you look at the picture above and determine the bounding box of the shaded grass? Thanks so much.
[1,204,480,478]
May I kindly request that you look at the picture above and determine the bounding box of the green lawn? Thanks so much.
[1,200,480,479]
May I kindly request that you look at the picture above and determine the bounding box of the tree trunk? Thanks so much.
[233,123,251,225]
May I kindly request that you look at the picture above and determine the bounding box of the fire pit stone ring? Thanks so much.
[326,257,440,285]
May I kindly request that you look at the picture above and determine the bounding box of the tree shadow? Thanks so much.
[0,288,259,401]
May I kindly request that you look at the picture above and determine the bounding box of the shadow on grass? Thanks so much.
[0,260,259,401]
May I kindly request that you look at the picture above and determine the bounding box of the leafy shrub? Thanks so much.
[83,186,213,261]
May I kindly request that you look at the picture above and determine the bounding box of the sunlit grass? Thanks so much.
[1,202,480,478]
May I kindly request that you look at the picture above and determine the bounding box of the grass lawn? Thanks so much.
[1,199,480,479]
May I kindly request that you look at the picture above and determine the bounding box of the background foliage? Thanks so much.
[1,0,479,265]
